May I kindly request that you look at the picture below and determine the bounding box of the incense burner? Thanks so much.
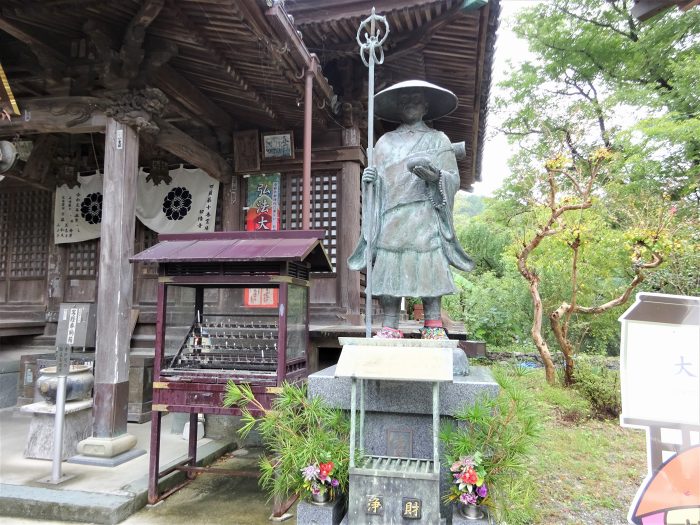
[36,364,94,404]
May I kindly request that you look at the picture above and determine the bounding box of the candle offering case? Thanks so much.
[130,230,332,503]
[170,314,281,374]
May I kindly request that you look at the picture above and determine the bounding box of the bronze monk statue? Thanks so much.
[348,80,474,339]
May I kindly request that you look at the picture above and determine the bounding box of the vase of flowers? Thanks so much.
[301,461,340,505]
[446,452,488,520]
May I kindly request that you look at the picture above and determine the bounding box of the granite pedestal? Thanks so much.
[297,497,347,525]
[20,399,93,460]
[309,340,498,525]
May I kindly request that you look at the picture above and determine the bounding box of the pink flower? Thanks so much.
[460,493,477,505]
[301,464,320,481]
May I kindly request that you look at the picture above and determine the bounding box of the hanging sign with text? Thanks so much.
[245,173,281,308]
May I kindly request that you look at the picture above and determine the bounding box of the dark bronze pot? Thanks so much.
[36,364,94,404]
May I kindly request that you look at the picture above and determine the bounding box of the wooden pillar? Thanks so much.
[92,117,139,440]
[221,176,241,231]
[338,126,362,323]
[46,192,68,325]
[302,62,314,229]
[219,177,241,313]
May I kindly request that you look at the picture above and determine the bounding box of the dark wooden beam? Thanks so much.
[468,2,490,185]
[681,0,700,10]
[0,13,67,90]
[0,97,107,135]
[630,0,698,20]
[286,0,439,25]
[167,0,281,124]
[16,0,101,8]
[385,4,463,62]
[83,19,126,89]
[264,4,335,104]
[1,168,53,191]
[153,65,233,132]
[0,15,66,64]
[225,0,329,125]
[259,145,366,172]
[22,134,59,188]
[632,0,669,20]
[120,0,165,81]
[154,118,232,183]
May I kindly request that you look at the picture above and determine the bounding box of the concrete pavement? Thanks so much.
[0,407,281,524]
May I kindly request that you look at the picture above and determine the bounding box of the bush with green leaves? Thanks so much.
[442,269,533,348]
[572,361,622,420]
[223,381,349,502]
[440,366,541,524]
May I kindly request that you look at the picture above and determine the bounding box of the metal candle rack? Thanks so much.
[130,230,332,505]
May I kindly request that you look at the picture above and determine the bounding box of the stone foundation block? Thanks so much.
[296,496,346,525]
[21,400,93,460]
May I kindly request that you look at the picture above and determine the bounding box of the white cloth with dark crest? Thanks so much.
[54,172,104,244]
[135,166,219,234]
[54,166,220,243]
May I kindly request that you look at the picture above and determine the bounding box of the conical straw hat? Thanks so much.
[374,80,458,123]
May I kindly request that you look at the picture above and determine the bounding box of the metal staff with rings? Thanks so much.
[356,7,389,338]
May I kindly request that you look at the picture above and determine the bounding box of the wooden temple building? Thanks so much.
[0,0,500,457]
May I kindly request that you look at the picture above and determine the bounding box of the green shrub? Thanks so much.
[572,362,622,420]
[441,366,541,524]
[443,270,533,347]
[223,381,350,502]
[540,379,592,423]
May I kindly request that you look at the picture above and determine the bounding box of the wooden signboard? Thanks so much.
[262,131,295,160]
[233,129,260,173]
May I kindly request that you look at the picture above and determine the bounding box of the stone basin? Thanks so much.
[37,364,94,404]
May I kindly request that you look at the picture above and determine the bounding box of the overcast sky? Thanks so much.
[471,0,540,196]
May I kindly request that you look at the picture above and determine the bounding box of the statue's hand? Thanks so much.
[362,166,378,184]
[407,156,440,182]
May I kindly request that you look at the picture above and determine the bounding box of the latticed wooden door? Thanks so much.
[64,238,100,302]
[278,171,338,271]
[133,221,159,305]
[0,189,51,305]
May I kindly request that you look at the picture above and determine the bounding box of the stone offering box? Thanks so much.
[130,230,332,504]
[297,497,347,525]
[310,338,499,524]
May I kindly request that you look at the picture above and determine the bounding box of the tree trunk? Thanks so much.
[528,277,556,384]
[550,305,575,385]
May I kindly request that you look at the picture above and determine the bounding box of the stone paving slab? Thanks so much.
[0,484,139,525]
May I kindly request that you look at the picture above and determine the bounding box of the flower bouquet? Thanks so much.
[301,461,340,503]
[446,452,488,518]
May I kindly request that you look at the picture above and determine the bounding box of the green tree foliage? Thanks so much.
[503,0,700,199]
[457,215,511,276]
[453,192,486,219]
[453,0,700,383]
[443,269,532,348]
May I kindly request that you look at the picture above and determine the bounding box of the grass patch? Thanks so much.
[486,367,647,524]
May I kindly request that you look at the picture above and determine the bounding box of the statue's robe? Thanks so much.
[348,122,473,298]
